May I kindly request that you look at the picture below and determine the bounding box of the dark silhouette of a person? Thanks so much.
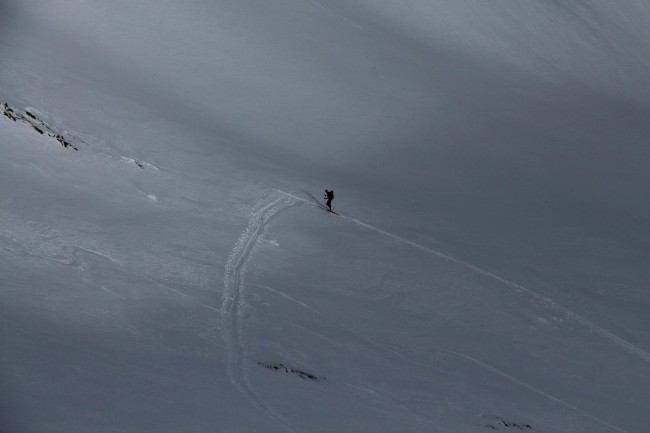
[324,189,334,211]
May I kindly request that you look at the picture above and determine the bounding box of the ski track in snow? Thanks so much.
[304,0,364,30]
[448,351,630,433]
[98,285,128,301]
[257,285,324,317]
[50,245,190,298]
[221,194,300,433]
[278,190,650,367]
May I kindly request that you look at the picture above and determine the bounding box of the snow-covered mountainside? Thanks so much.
[1,1,649,432]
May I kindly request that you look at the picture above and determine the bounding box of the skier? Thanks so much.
[324,189,334,212]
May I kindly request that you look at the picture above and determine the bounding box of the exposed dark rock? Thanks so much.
[54,134,78,150]
[2,103,17,121]
[257,362,325,382]
[482,416,532,430]
[3,102,79,150]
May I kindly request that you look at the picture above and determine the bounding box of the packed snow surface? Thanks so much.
[1,1,650,432]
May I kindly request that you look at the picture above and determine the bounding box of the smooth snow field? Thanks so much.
[1,1,650,432]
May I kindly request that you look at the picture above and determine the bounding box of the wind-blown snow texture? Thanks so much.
[1,1,649,432]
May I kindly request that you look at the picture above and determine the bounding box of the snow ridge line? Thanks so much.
[221,194,299,433]
[277,190,650,365]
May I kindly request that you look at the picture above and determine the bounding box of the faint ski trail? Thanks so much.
[448,351,631,433]
[221,194,300,433]
[278,190,650,366]
[46,244,190,298]
[258,285,324,317]
[98,286,128,300]
[288,321,435,426]
[304,0,364,29]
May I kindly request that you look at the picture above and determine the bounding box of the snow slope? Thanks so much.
[2,1,650,432]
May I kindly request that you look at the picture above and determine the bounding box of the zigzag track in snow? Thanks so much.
[277,190,650,366]
[221,194,300,433]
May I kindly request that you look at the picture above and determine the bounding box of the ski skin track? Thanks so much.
[221,194,300,433]
[277,190,650,366]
